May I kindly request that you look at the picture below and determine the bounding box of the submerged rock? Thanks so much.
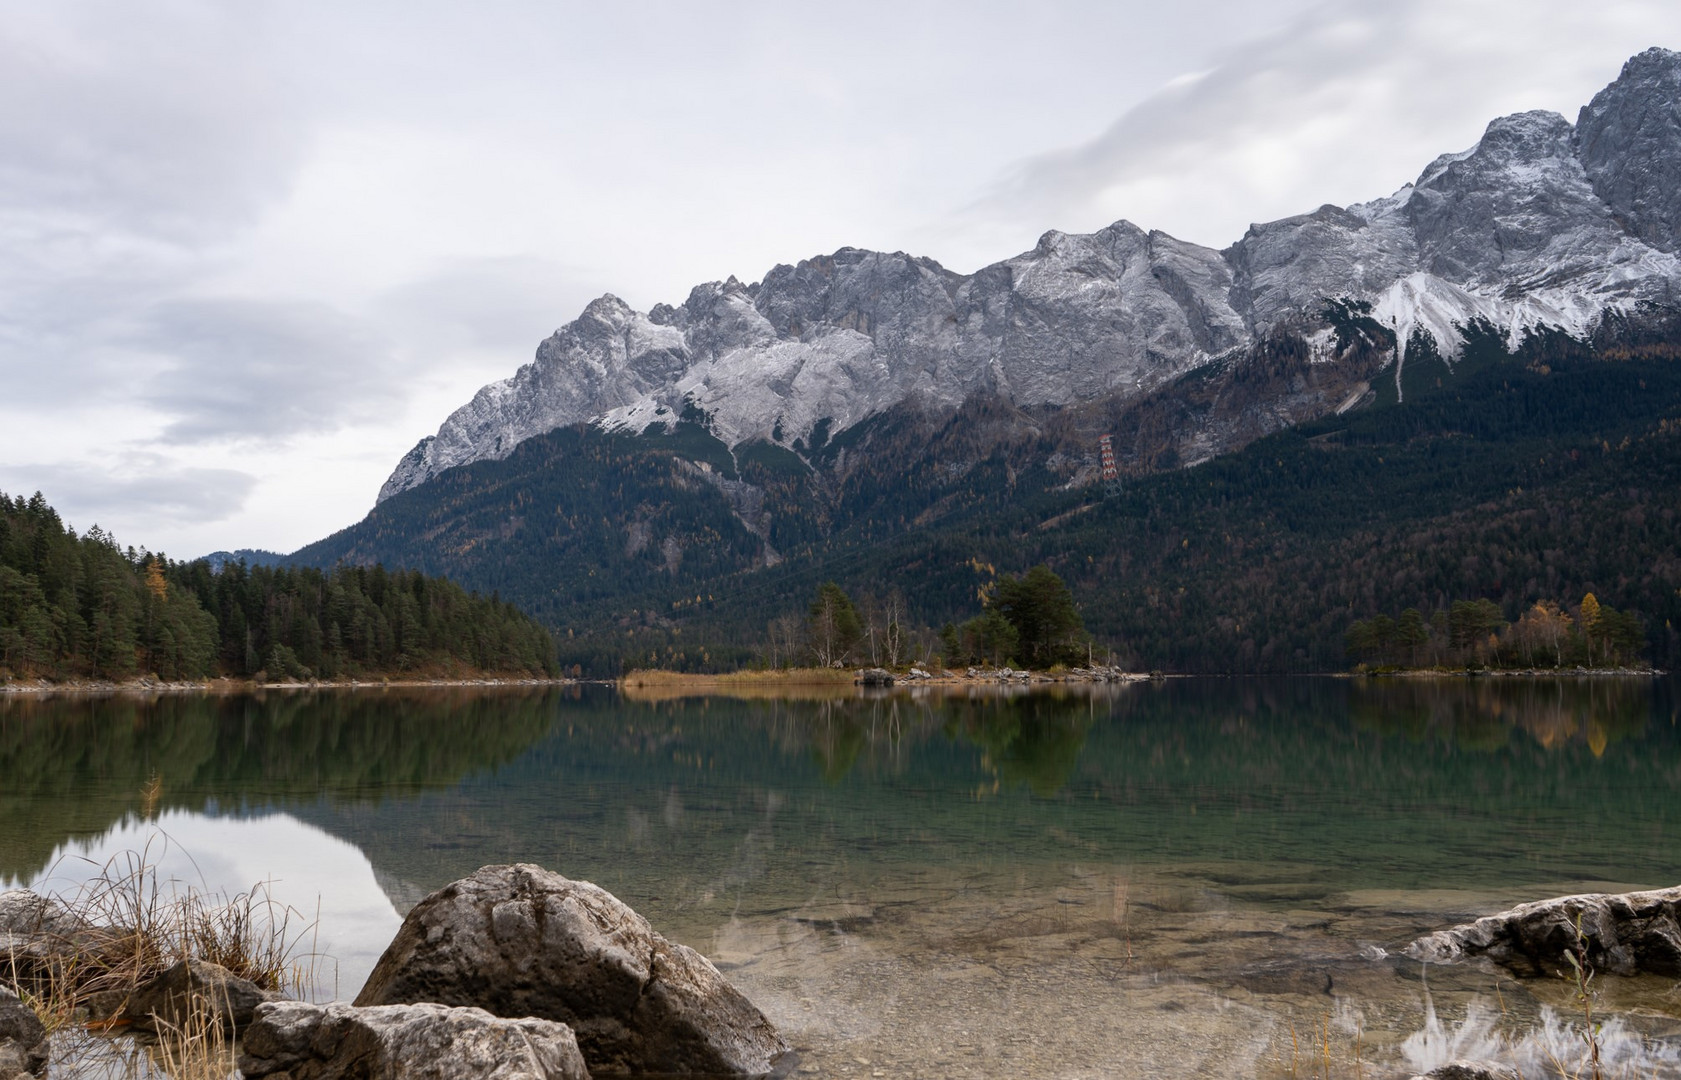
[1405,884,1681,976]
[1409,1062,1522,1080]
[240,1000,589,1080]
[355,863,790,1077]
[123,958,280,1032]
[0,986,47,1079]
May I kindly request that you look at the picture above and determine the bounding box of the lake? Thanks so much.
[3,677,1679,1078]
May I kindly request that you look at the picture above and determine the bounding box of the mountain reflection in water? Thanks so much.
[1,677,1678,1076]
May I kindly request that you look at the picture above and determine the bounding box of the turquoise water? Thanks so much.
[3,677,1678,1077]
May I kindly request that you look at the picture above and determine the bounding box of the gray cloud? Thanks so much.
[132,298,400,444]
[374,256,600,360]
[0,456,256,536]
[966,0,1681,248]
[0,2,306,244]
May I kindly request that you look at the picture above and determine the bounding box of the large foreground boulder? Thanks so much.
[355,864,790,1077]
[240,1000,589,1080]
[122,958,280,1032]
[1406,884,1681,976]
[0,987,47,1079]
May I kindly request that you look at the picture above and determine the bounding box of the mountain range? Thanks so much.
[289,48,1681,674]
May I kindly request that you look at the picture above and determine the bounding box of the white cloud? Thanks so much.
[954,0,1681,251]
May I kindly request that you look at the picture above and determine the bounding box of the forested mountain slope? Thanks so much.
[287,48,1681,675]
[295,322,1681,673]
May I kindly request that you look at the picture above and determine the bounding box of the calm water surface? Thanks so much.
[3,678,1679,1078]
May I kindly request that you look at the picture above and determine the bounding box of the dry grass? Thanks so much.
[621,666,858,687]
[4,838,316,1040]
[619,667,862,701]
[150,992,237,1080]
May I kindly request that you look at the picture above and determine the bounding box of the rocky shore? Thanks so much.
[855,665,1153,687]
[1,865,791,1080]
[9,868,1681,1078]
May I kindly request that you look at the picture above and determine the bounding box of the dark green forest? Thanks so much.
[291,311,1681,676]
[0,492,556,682]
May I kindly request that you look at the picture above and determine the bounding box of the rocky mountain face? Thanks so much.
[379,48,1681,504]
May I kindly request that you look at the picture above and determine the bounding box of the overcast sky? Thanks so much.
[3,0,1678,558]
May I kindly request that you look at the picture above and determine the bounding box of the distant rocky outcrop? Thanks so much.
[380,48,1681,503]
[240,1001,590,1080]
[1405,884,1681,977]
[355,864,790,1077]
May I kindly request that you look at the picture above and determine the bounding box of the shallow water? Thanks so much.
[3,677,1679,1078]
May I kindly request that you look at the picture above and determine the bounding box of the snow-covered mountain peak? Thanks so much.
[378,48,1681,503]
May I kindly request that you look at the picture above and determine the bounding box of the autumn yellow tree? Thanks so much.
[144,557,169,601]
[1580,593,1602,666]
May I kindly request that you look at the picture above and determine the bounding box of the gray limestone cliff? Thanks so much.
[380,48,1681,503]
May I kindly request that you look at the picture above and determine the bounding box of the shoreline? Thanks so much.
[4,666,1665,697]
[0,675,583,696]
[1344,665,1667,678]
[619,666,1158,696]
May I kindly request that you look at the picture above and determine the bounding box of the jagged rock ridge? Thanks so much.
[381,47,1681,502]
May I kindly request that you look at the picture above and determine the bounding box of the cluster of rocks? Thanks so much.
[857,665,1150,686]
[1059,666,1147,683]
[0,865,791,1080]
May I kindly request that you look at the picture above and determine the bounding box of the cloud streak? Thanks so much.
[968,0,1681,249]
[0,455,256,537]
[134,298,401,444]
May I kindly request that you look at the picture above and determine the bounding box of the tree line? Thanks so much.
[729,564,1087,672]
[0,491,557,682]
[1345,594,1649,671]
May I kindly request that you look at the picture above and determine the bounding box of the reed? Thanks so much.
[3,837,316,1037]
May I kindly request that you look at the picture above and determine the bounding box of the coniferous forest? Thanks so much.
[291,315,1681,676]
[0,491,557,682]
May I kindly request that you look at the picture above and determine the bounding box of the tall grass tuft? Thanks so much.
[150,991,238,1080]
[4,836,317,1038]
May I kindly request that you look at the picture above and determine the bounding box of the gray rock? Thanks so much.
[1578,47,1681,252]
[355,863,790,1077]
[239,1000,589,1080]
[1405,884,1681,976]
[1410,1061,1522,1080]
[122,958,280,1032]
[0,889,95,968]
[0,986,47,1079]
